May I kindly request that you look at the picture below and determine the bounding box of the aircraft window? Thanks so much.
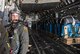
[74,18,80,23]
[61,16,80,24]
[61,18,73,24]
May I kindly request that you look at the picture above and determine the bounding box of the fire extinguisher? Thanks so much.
[10,48,13,54]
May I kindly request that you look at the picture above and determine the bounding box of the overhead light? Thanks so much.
[61,10,64,12]
[72,0,75,2]
[69,8,71,9]
[62,0,68,5]
[78,8,80,9]
[51,14,53,16]
[64,12,65,13]
[67,0,71,4]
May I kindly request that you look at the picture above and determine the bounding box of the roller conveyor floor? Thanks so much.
[27,29,79,54]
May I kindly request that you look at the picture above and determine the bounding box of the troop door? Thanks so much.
[60,16,73,38]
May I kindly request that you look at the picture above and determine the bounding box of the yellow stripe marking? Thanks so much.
[6,32,9,37]
[7,43,10,48]
[24,26,28,32]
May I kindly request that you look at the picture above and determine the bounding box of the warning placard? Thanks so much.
[0,0,5,12]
